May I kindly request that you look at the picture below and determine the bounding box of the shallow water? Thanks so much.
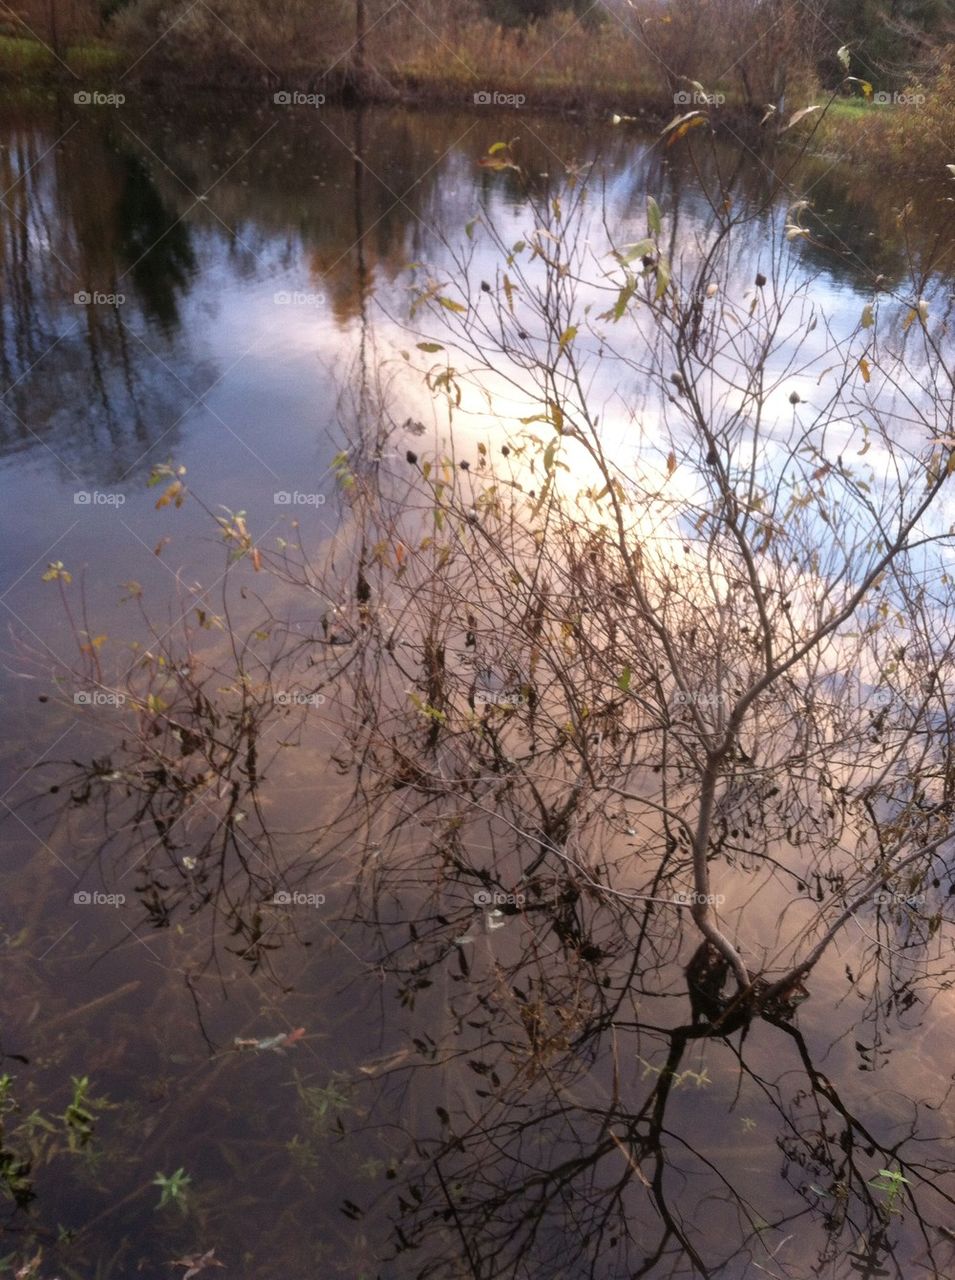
[1,94,955,1279]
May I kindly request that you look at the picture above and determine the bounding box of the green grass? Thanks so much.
[0,34,122,81]
[826,97,878,118]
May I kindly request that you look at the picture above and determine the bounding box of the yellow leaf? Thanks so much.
[859,357,871,383]
[155,481,183,510]
[558,325,578,354]
[41,561,71,584]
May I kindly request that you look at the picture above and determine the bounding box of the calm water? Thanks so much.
[1,95,955,1280]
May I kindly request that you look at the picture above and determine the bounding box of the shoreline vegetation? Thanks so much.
[0,3,952,179]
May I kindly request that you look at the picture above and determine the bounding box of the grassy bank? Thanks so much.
[812,72,955,177]
[0,33,121,80]
[0,25,951,181]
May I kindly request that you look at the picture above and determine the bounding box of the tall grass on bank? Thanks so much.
[815,56,955,175]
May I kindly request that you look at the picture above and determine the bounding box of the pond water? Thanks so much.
[1,95,955,1280]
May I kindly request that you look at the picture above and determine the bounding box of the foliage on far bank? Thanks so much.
[0,0,952,181]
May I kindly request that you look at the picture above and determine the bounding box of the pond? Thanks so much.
[1,94,955,1280]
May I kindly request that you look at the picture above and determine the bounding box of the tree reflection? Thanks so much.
[0,109,197,476]
[5,101,955,1280]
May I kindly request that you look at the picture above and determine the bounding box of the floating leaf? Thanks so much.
[859,356,871,383]
[837,44,851,71]
[438,296,466,314]
[861,302,874,328]
[666,450,677,476]
[417,342,445,353]
[235,1027,307,1054]
[618,666,632,692]
[171,1249,224,1280]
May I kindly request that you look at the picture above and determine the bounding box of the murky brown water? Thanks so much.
[2,93,955,1279]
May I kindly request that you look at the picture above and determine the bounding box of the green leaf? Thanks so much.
[655,256,671,300]
[616,238,654,266]
[417,342,444,352]
[617,666,632,692]
[438,296,466,314]
[647,195,662,236]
